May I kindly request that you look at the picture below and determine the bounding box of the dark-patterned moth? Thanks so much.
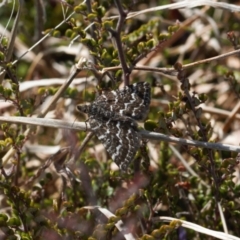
[77,82,151,171]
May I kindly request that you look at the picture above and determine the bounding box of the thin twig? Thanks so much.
[109,0,129,86]
[101,47,240,76]
[169,145,208,187]
[152,100,240,121]
[86,0,97,41]
[152,216,240,240]
[77,132,94,156]
[0,116,240,154]
[103,1,240,21]
[0,0,23,83]
[140,130,240,153]
[218,202,228,234]
[222,101,240,133]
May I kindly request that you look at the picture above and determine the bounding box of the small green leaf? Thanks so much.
[87,13,97,21]
[0,51,5,60]
[52,30,61,38]
[137,42,145,52]
[7,217,21,227]
[144,120,157,131]
[65,29,73,38]
[159,33,170,41]
[1,37,8,47]
[74,4,87,13]
[102,20,113,29]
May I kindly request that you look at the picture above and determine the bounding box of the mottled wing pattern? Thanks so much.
[77,82,151,171]
[89,117,141,170]
[95,82,151,120]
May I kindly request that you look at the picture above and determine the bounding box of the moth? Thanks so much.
[77,82,151,171]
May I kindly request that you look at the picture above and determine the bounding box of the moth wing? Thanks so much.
[94,82,151,120]
[89,118,140,171]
